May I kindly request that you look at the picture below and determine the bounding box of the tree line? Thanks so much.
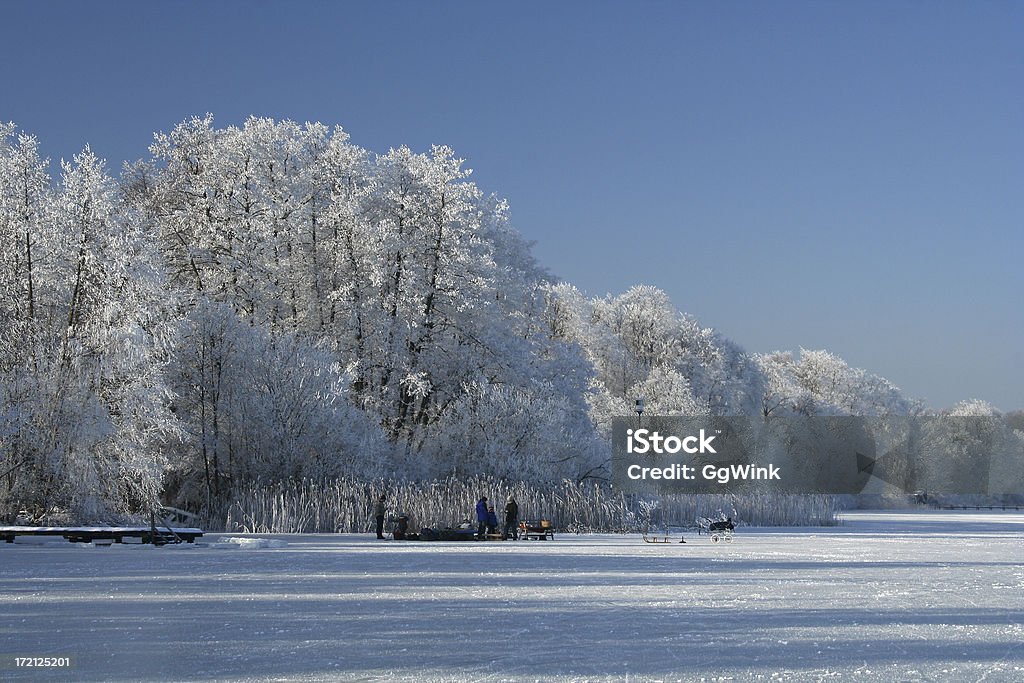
[1,117,1018,522]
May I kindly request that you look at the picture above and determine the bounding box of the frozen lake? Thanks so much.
[2,510,1022,681]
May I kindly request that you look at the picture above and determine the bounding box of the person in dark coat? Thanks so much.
[475,496,488,539]
[374,495,386,539]
[486,505,499,536]
[503,497,519,540]
[393,515,409,540]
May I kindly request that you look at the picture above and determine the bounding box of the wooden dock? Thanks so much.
[0,526,204,545]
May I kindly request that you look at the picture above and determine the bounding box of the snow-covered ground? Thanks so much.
[1,510,1022,682]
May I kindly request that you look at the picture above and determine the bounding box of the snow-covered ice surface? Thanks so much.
[1,510,1022,682]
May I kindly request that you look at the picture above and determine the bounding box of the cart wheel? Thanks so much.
[711,534,720,543]
[725,534,734,543]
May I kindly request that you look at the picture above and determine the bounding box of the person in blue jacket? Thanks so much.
[475,496,489,539]
[486,505,499,536]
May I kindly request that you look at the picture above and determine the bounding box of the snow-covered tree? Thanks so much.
[1,142,176,521]
[546,284,766,425]
[419,380,604,482]
[792,349,916,416]
[916,400,1020,495]
[165,299,392,509]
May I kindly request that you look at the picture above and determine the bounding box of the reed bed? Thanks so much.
[209,478,840,533]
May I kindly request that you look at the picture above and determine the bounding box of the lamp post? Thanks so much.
[635,397,644,429]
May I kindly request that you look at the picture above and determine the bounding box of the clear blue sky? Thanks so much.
[2,1,1021,410]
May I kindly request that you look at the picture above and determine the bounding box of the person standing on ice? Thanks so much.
[475,496,489,539]
[503,497,519,540]
[374,495,387,539]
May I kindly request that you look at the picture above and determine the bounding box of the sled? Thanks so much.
[641,522,689,544]
[642,533,686,544]
[416,527,477,541]
[519,519,554,540]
